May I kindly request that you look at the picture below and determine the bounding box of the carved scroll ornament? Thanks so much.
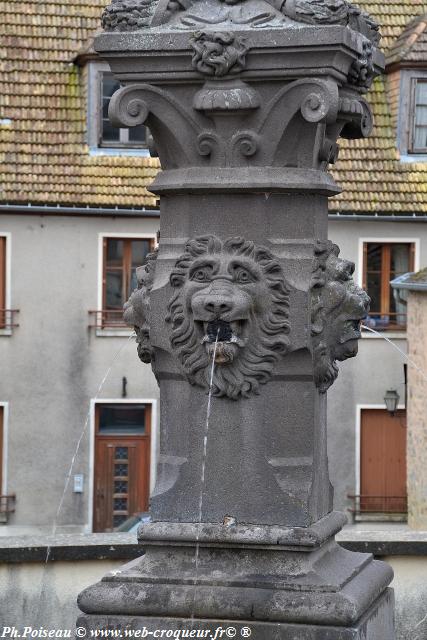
[167,235,291,399]
[311,241,370,393]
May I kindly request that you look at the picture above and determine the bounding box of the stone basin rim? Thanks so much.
[138,511,347,547]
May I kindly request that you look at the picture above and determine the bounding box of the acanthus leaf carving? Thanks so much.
[338,94,373,139]
[166,235,291,399]
[311,240,370,393]
[255,78,339,167]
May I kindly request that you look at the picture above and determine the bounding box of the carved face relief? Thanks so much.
[311,241,370,393]
[191,31,248,76]
[167,235,290,399]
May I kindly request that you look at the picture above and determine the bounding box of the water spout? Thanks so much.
[362,325,427,383]
[191,329,219,619]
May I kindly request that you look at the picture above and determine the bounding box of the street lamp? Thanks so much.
[384,389,400,416]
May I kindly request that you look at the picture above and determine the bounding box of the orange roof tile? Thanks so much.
[1,0,159,209]
[331,0,427,213]
[1,1,427,213]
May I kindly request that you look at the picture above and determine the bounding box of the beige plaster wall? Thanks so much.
[387,556,427,640]
[406,291,427,530]
[1,558,124,629]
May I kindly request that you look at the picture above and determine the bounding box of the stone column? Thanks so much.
[77,1,395,636]
[403,273,427,530]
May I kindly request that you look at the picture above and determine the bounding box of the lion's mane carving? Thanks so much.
[311,241,370,393]
[167,235,291,399]
[124,249,158,364]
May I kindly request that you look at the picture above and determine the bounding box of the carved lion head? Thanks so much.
[311,241,370,393]
[167,235,291,399]
[123,249,158,364]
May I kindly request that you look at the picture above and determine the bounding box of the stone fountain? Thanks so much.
[77,1,395,636]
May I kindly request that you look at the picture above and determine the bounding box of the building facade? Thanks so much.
[1,0,427,534]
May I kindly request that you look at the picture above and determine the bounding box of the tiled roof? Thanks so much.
[1,1,427,212]
[1,1,159,208]
[386,13,427,66]
[330,0,427,213]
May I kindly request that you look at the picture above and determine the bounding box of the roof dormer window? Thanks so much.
[410,78,427,153]
[100,72,147,148]
[87,62,150,156]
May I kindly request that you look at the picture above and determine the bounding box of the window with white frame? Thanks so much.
[88,64,149,151]
[0,235,18,332]
[90,236,156,329]
[0,237,5,328]
[362,241,415,331]
[410,78,427,153]
[398,70,427,157]
[100,73,147,148]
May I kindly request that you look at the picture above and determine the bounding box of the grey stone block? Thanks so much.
[77,590,395,639]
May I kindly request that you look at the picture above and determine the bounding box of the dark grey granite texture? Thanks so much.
[77,0,394,635]
[78,590,395,639]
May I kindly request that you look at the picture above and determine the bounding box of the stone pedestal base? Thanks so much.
[77,514,394,638]
[78,590,394,640]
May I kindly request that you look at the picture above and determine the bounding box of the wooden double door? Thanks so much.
[360,409,407,514]
[93,403,151,532]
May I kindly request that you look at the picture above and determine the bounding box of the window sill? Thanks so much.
[0,328,13,337]
[89,147,151,158]
[362,331,406,339]
[95,328,134,338]
[351,513,408,524]
[399,153,427,163]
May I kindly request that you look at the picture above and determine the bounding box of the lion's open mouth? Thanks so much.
[205,319,233,343]
[341,318,362,343]
[201,319,247,364]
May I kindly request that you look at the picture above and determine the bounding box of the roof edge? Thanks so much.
[0,204,160,218]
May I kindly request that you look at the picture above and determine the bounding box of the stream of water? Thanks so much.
[34,322,427,624]
[36,333,136,623]
[361,325,427,383]
[191,330,219,621]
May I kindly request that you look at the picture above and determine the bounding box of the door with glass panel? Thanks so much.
[94,403,151,532]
